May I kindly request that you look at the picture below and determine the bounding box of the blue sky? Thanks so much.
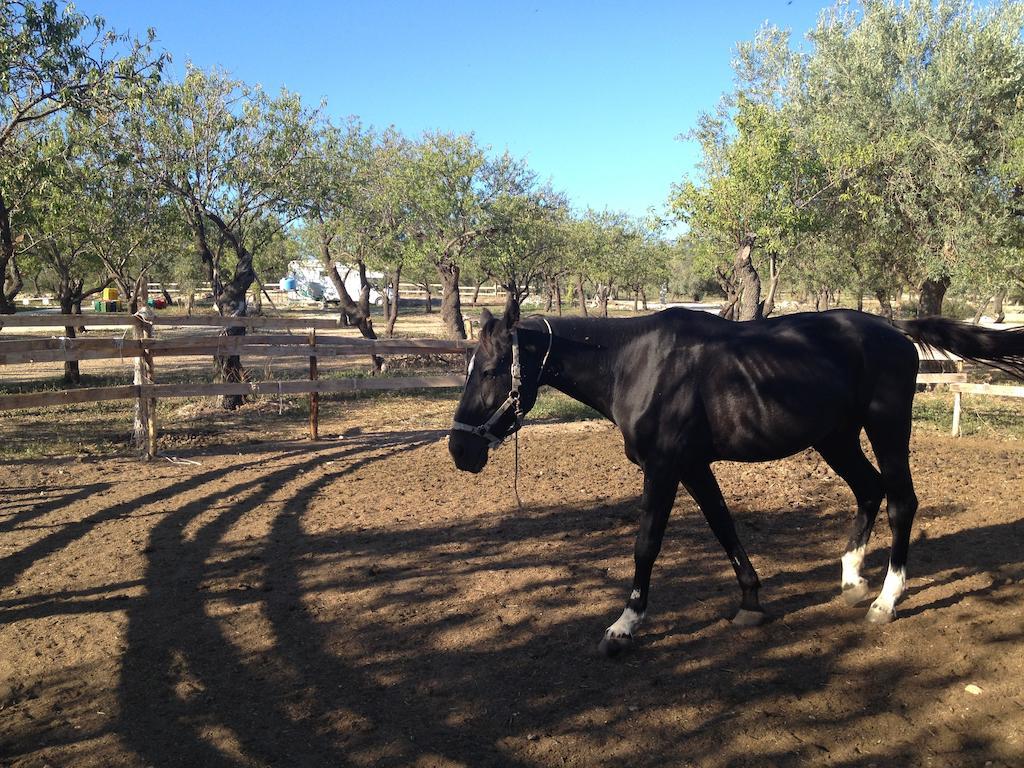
[87,1,829,220]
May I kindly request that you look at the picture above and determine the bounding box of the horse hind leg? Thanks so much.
[814,431,884,606]
[864,400,918,624]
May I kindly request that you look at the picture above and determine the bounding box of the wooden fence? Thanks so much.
[0,312,471,458]
[905,348,1024,436]
[3,312,1020,458]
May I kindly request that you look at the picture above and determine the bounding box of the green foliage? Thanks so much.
[118,67,322,310]
[1,0,164,308]
[674,0,1024,315]
[477,184,569,300]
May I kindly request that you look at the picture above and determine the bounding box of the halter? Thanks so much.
[452,317,554,447]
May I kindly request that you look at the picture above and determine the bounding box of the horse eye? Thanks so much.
[482,369,499,379]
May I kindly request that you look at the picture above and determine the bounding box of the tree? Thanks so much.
[572,210,633,317]
[23,120,111,382]
[674,2,1024,318]
[672,94,824,320]
[803,0,1024,315]
[299,119,378,352]
[476,184,568,303]
[0,0,163,313]
[121,68,320,406]
[406,136,530,339]
[618,223,672,312]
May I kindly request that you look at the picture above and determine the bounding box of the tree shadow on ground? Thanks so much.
[2,431,1022,767]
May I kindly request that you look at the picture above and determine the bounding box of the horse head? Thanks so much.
[449,296,547,473]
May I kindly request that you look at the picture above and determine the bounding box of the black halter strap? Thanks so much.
[452,318,554,447]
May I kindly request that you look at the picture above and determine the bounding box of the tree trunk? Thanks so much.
[544,281,554,312]
[971,295,990,324]
[0,190,23,314]
[633,289,639,312]
[761,253,781,318]
[72,299,86,333]
[325,261,383,372]
[214,284,247,411]
[716,266,739,321]
[875,289,894,320]
[212,256,252,409]
[575,274,588,317]
[815,288,831,311]
[993,286,1007,323]
[191,211,252,409]
[856,288,864,312]
[386,266,401,337]
[734,236,762,321]
[60,297,80,385]
[555,278,563,316]
[641,288,648,311]
[918,276,950,317]
[596,283,610,317]
[422,282,433,313]
[471,277,486,306]
[438,261,467,339]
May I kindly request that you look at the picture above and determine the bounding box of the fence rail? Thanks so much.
[0,376,466,412]
[0,312,471,458]
[0,312,369,330]
[0,335,470,365]
[5,311,1017,453]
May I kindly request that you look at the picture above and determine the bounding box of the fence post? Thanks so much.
[308,328,319,441]
[950,359,964,438]
[133,310,157,459]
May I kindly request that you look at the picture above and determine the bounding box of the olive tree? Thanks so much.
[0,0,162,313]
[120,68,320,406]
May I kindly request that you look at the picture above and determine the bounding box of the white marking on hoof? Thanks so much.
[607,607,643,639]
[865,604,896,624]
[841,580,871,606]
[868,565,906,620]
[732,608,767,627]
[841,545,866,588]
[629,588,641,601]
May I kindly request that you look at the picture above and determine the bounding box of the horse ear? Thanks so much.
[480,308,494,330]
[503,295,520,329]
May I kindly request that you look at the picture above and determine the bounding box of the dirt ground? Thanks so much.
[1,411,1023,767]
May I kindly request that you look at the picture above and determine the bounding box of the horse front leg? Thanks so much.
[599,466,679,657]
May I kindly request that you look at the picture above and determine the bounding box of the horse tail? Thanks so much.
[895,317,1024,379]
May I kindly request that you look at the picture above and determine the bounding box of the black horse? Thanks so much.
[449,299,1024,656]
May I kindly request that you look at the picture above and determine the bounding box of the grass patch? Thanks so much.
[913,390,1024,439]
[530,390,602,422]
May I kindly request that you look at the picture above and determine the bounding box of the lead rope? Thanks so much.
[513,429,522,509]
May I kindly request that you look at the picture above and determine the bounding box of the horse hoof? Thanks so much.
[865,604,896,624]
[732,608,768,627]
[841,581,871,606]
[598,632,633,658]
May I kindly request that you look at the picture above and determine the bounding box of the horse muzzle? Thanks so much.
[448,430,489,473]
